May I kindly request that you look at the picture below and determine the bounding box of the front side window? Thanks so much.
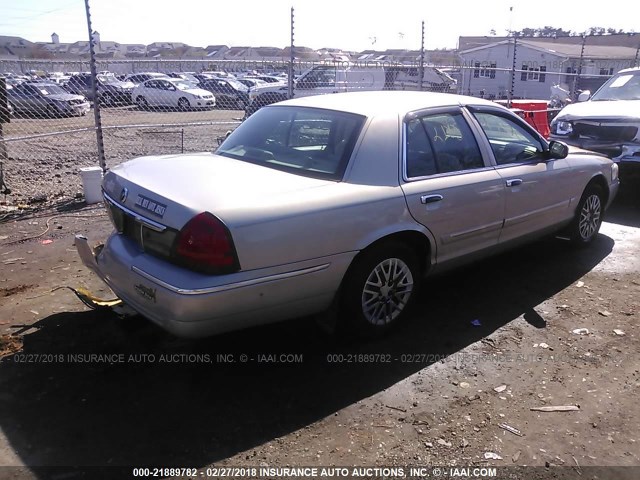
[473,112,544,165]
[405,112,484,178]
[217,106,365,180]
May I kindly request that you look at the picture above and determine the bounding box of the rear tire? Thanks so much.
[136,96,148,109]
[178,97,190,111]
[340,242,420,337]
[568,184,604,246]
[100,92,114,107]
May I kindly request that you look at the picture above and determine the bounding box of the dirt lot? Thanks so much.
[0,179,638,479]
[1,106,242,207]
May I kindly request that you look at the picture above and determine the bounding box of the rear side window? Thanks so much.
[405,112,484,178]
[217,106,365,180]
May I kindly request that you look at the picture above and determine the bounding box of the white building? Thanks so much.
[458,39,638,99]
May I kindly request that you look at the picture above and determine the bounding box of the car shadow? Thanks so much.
[606,179,640,228]
[0,234,614,474]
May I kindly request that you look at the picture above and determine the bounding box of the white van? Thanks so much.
[246,63,456,115]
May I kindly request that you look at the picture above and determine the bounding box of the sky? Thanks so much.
[1,0,639,52]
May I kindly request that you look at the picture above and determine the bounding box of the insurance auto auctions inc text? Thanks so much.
[203,466,498,478]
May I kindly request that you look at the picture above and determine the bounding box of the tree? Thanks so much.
[509,25,630,38]
[588,27,606,36]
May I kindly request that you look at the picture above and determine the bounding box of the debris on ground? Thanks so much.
[530,405,580,412]
[0,334,23,358]
[572,328,590,335]
[498,423,523,437]
[484,452,503,460]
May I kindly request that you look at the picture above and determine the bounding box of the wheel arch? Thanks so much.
[334,228,434,305]
[584,174,609,206]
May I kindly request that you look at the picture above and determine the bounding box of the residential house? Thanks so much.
[458,39,638,99]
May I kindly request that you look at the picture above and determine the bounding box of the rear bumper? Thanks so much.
[75,234,352,338]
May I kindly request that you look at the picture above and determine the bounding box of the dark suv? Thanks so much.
[198,78,249,110]
[66,73,134,106]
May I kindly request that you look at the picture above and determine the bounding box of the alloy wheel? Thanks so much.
[361,257,414,326]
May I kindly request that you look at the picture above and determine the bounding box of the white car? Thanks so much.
[550,67,640,176]
[132,78,215,110]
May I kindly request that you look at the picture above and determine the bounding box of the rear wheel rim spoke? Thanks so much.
[361,257,414,326]
[579,194,601,240]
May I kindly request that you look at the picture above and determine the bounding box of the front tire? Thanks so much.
[340,242,420,337]
[569,184,604,246]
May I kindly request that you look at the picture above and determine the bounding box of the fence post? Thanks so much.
[83,0,106,173]
[573,34,587,101]
[418,21,425,91]
[508,34,518,107]
[288,6,295,99]
[0,79,8,170]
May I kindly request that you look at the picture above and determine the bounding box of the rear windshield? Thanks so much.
[216,106,365,180]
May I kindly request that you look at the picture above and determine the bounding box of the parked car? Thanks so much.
[123,72,169,86]
[66,73,134,106]
[168,72,200,85]
[242,74,286,84]
[198,77,249,109]
[236,77,268,89]
[132,77,215,110]
[550,66,640,177]
[8,82,89,117]
[76,91,618,339]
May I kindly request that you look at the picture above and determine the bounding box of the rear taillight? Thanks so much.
[172,212,239,274]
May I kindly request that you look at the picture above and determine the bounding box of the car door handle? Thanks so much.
[506,179,523,187]
[420,194,443,204]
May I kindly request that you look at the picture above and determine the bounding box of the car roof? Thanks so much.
[23,82,58,87]
[275,91,502,117]
[618,66,640,74]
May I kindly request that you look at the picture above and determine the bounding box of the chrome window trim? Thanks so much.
[131,263,331,296]
[401,107,494,183]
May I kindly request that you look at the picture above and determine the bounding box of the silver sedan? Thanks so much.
[76,91,619,338]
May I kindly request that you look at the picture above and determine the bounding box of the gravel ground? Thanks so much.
[1,106,242,209]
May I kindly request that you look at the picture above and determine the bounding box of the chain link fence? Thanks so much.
[1,17,639,214]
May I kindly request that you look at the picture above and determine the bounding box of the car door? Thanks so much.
[159,80,179,107]
[400,107,506,263]
[468,107,573,243]
[143,80,161,107]
[8,84,30,112]
[203,80,225,104]
[22,85,47,113]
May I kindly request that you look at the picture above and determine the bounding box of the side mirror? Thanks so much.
[577,90,591,102]
[548,140,569,159]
